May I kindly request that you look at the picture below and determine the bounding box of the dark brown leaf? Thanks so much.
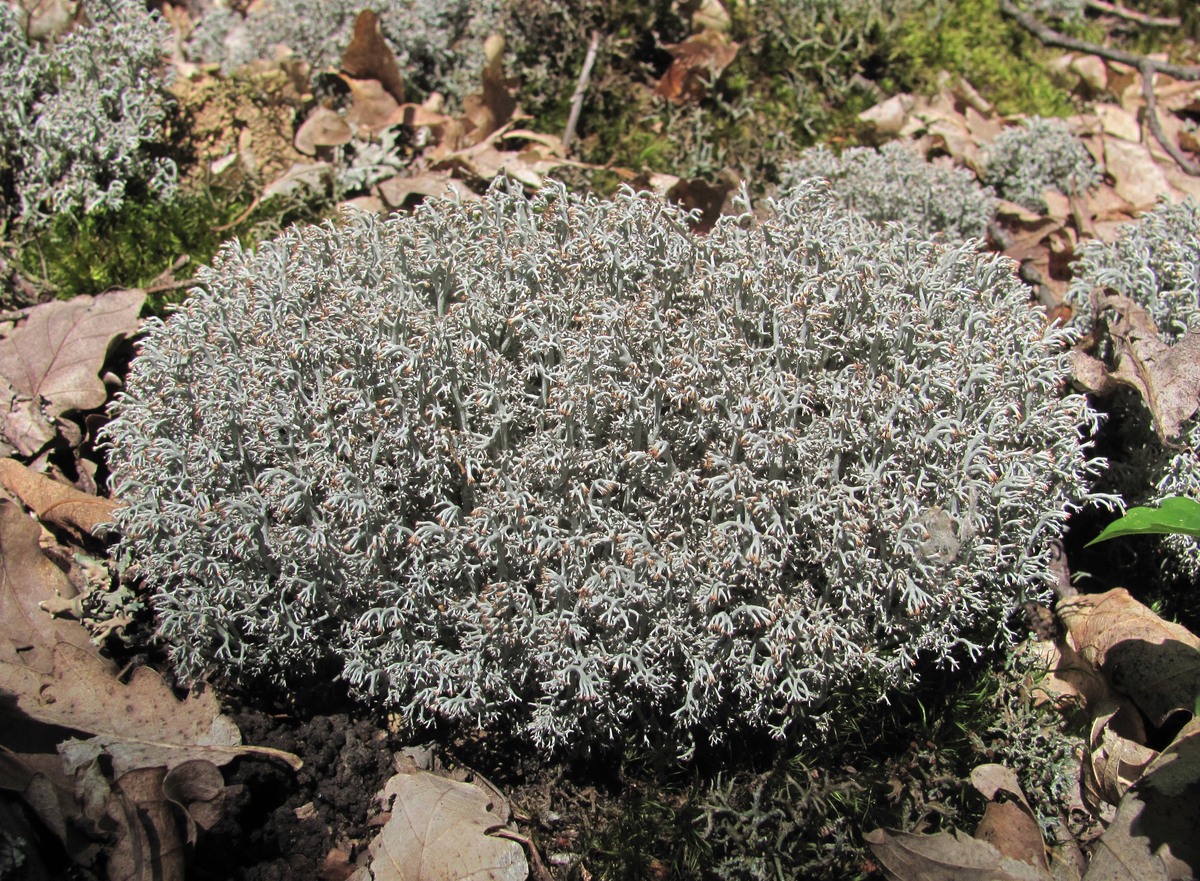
[656,30,738,103]
[340,10,405,104]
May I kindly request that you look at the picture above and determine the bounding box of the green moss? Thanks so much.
[570,645,1084,880]
[17,183,334,313]
[885,0,1080,117]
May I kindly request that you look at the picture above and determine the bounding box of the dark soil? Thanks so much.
[194,709,401,881]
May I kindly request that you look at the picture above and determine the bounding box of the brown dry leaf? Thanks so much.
[341,10,405,104]
[1083,717,1200,881]
[1058,588,1200,728]
[0,376,56,456]
[1103,137,1175,210]
[341,77,403,133]
[858,94,916,137]
[161,759,227,845]
[1083,703,1158,810]
[863,828,1049,881]
[262,161,333,200]
[656,30,738,104]
[0,290,143,423]
[1099,295,1200,443]
[0,500,95,673]
[13,0,78,40]
[677,0,731,32]
[666,174,738,233]
[295,107,353,156]
[459,35,519,147]
[0,458,117,539]
[0,639,302,777]
[434,126,573,189]
[103,766,185,881]
[351,767,527,881]
[969,765,1048,872]
[376,171,477,208]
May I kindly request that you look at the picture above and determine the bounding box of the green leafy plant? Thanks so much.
[1086,496,1200,546]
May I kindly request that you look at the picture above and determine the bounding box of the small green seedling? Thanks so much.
[1086,496,1200,547]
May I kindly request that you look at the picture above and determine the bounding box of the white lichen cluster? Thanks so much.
[106,180,1102,750]
[779,141,998,239]
[982,116,1099,213]
[0,0,176,226]
[186,0,505,109]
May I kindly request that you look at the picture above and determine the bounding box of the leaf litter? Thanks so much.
[5,2,1200,878]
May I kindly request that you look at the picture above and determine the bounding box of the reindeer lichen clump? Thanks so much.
[106,180,1101,749]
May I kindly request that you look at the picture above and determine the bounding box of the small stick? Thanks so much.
[563,31,602,153]
[998,0,1199,81]
[1140,60,1200,176]
[1085,0,1179,28]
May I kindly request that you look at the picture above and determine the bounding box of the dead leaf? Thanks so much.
[262,162,333,200]
[1058,588,1200,728]
[104,766,185,881]
[0,290,143,421]
[863,828,1050,881]
[1083,717,1200,881]
[1095,295,1200,443]
[1104,138,1174,211]
[666,174,738,233]
[0,500,95,673]
[677,0,730,32]
[459,35,518,147]
[1084,702,1158,809]
[0,377,56,457]
[970,765,1048,872]
[377,171,476,208]
[1,640,301,777]
[656,30,738,104]
[354,768,527,881]
[161,759,226,844]
[0,458,117,538]
[858,94,916,137]
[295,107,353,156]
[341,77,403,133]
[340,10,405,104]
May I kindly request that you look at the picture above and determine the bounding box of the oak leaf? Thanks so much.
[352,767,527,881]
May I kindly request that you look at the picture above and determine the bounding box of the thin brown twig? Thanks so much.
[214,194,261,232]
[143,276,198,295]
[563,30,602,153]
[1085,0,1180,28]
[1140,60,1200,176]
[998,0,1200,80]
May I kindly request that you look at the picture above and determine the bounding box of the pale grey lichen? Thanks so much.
[105,179,1103,751]
[186,0,505,109]
[0,0,177,226]
[1066,198,1200,574]
[779,141,998,239]
[982,117,1099,214]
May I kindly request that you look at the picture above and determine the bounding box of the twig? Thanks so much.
[563,31,602,153]
[214,194,261,232]
[491,829,555,881]
[1141,60,1200,175]
[143,276,198,295]
[998,0,1199,80]
[999,0,1200,176]
[1085,0,1179,28]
